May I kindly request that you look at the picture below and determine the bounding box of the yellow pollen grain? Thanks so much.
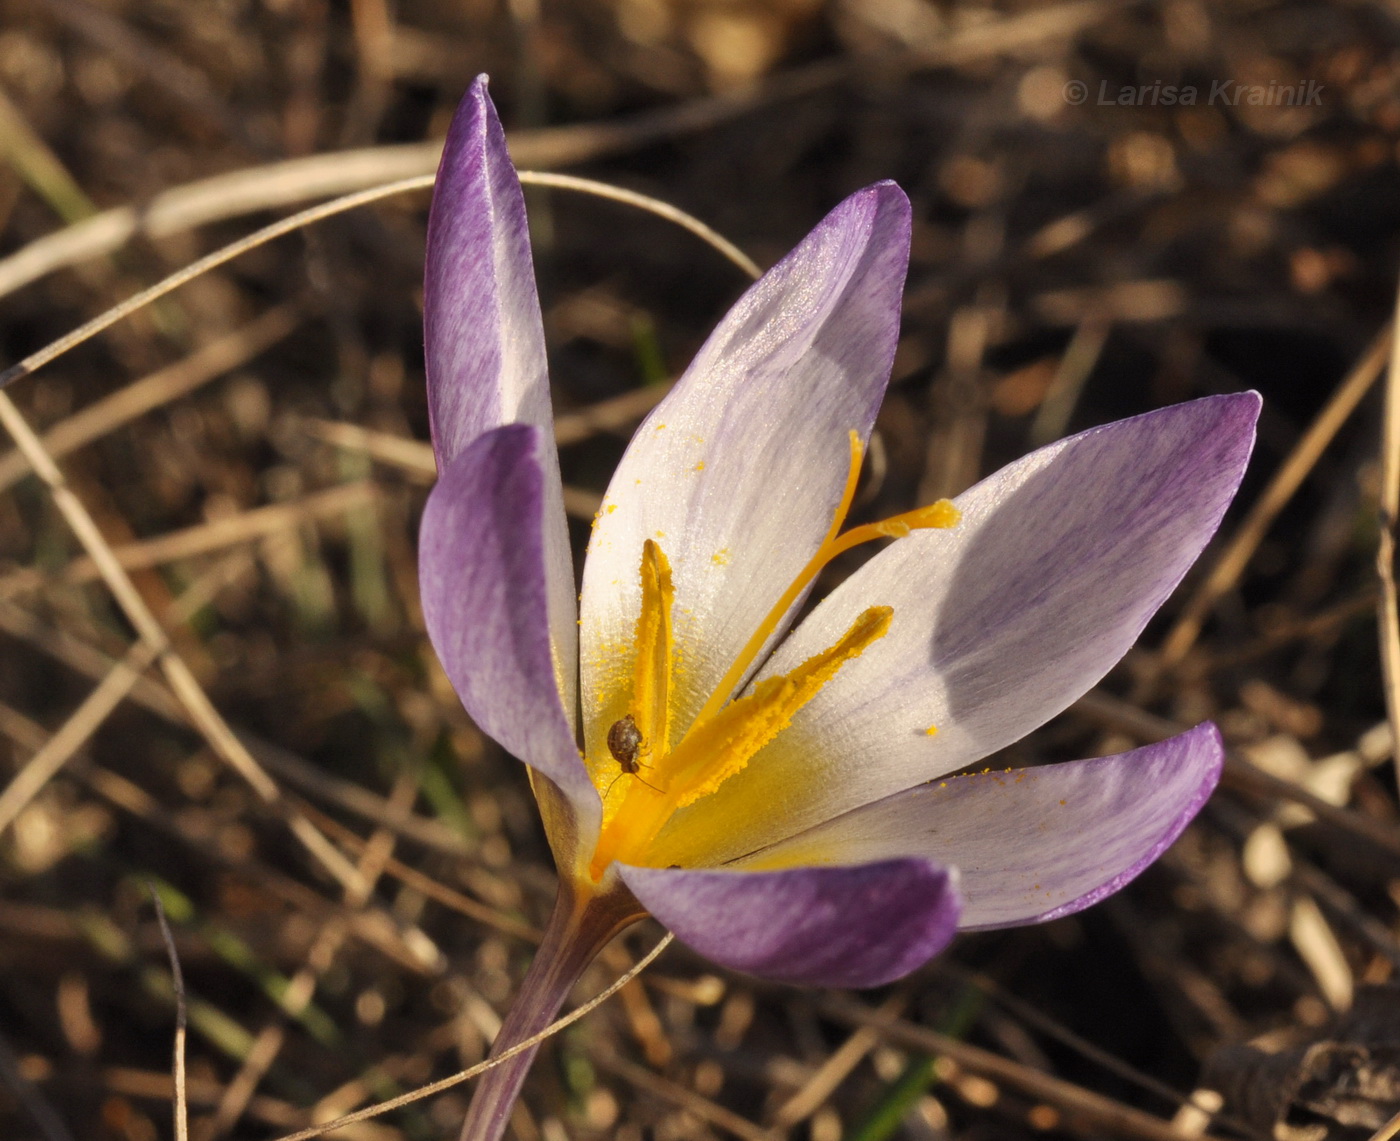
[694,461,705,472]
[655,423,667,431]
[924,725,939,737]
[711,549,731,566]
[1059,799,1067,806]
[607,504,617,514]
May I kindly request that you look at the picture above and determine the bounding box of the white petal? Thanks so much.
[578,185,911,760]
[652,395,1258,865]
[737,723,1223,929]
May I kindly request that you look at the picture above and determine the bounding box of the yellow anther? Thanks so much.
[591,606,891,874]
[670,606,891,810]
[629,540,675,765]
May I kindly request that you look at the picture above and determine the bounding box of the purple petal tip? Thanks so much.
[1019,720,1225,927]
[621,859,961,988]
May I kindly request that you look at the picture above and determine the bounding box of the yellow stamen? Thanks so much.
[630,540,675,760]
[585,428,962,879]
[691,431,959,730]
[591,606,891,874]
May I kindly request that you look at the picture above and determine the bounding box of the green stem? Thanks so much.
[457,879,643,1141]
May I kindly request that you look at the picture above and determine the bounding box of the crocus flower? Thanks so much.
[420,77,1259,1140]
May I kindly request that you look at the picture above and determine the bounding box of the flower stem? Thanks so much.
[458,879,645,1141]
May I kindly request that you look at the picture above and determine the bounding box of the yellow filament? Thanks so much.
[691,432,959,730]
[630,540,674,759]
[591,606,891,874]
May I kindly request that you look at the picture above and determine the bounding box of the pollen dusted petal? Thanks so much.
[737,722,1224,930]
[654,393,1260,866]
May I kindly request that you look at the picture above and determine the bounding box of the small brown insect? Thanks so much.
[607,714,644,772]
[604,714,660,794]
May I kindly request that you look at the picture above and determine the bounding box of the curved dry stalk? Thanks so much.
[0,170,761,394]
[1380,287,1400,792]
[1156,324,1392,670]
[267,932,674,1141]
[0,59,850,300]
[148,887,189,1141]
[517,171,761,279]
[0,174,435,391]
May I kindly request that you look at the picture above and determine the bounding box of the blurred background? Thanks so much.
[0,0,1399,1139]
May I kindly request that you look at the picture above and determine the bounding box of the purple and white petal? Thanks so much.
[425,77,577,716]
[420,425,598,825]
[738,722,1223,929]
[620,858,960,987]
[654,394,1257,865]
[579,184,911,761]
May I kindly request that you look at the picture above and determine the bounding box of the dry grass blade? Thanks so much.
[1158,325,1392,670]
[0,62,843,299]
[820,996,1231,1141]
[302,804,541,941]
[0,388,371,898]
[1369,1108,1400,1141]
[306,377,679,479]
[0,175,436,390]
[0,481,377,596]
[517,171,761,279]
[771,992,907,1129]
[595,1050,778,1141]
[0,639,158,835]
[1379,281,1400,792]
[303,420,435,479]
[265,932,674,1141]
[209,759,423,1138]
[0,304,301,493]
[101,1068,365,1136]
[147,886,190,1141]
[0,6,1104,301]
[0,169,755,402]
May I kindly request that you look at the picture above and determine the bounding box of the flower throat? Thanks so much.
[588,431,959,878]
